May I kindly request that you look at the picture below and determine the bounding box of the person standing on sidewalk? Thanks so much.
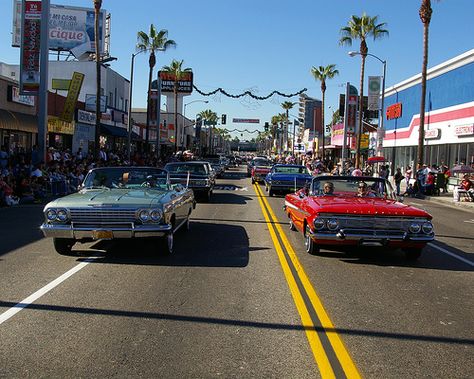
[394,167,404,196]
[405,165,412,187]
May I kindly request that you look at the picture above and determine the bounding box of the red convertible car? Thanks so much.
[284,175,434,260]
[251,163,272,184]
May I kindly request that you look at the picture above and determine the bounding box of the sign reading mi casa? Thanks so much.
[158,71,193,94]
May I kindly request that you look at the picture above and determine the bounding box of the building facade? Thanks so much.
[382,49,474,170]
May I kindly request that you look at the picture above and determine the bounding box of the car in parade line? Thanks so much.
[202,156,225,178]
[251,162,273,184]
[247,156,271,177]
[283,175,435,260]
[40,167,195,256]
[164,161,215,201]
[264,164,313,196]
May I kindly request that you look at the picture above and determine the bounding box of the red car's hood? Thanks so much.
[310,196,431,218]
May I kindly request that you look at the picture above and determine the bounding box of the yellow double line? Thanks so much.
[254,184,361,379]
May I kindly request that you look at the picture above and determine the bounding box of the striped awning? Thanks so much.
[0,109,38,133]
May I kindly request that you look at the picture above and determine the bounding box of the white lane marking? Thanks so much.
[0,257,98,325]
[464,219,474,224]
[428,243,474,267]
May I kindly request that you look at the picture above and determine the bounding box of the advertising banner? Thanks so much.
[232,118,260,124]
[158,71,193,93]
[60,71,84,122]
[13,1,108,58]
[347,95,357,134]
[48,116,75,135]
[368,76,381,111]
[20,0,42,95]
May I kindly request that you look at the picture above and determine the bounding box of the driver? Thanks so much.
[322,181,334,195]
[357,182,376,197]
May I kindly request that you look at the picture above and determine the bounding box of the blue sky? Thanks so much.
[1,0,473,140]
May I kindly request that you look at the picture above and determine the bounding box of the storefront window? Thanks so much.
[458,143,468,165]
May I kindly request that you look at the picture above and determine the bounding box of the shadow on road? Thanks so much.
[76,221,251,267]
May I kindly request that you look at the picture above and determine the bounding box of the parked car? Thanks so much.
[251,163,273,184]
[284,175,434,260]
[264,164,312,196]
[203,156,225,178]
[40,167,194,255]
[164,161,215,201]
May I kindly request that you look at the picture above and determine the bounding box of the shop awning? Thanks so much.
[100,124,141,140]
[0,109,38,133]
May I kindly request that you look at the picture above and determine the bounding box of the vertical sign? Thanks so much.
[368,76,381,111]
[20,0,42,95]
[60,72,84,122]
[347,95,357,134]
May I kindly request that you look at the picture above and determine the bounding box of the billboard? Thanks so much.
[20,0,42,95]
[158,71,193,93]
[13,1,109,59]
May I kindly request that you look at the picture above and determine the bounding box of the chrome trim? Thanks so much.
[309,228,434,242]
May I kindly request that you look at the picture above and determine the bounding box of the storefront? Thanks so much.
[382,49,474,170]
[0,109,37,153]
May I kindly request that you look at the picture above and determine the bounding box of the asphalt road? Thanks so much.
[1,167,473,378]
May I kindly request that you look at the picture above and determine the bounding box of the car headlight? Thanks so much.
[422,222,433,234]
[150,209,162,222]
[409,222,422,234]
[327,219,339,231]
[138,209,150,222]
[313,218,326,230]
[46,209,57,221]
[56,209,68,222]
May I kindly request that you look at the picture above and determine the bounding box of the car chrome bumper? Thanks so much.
[310,228,434,243]
[40,223,172,240]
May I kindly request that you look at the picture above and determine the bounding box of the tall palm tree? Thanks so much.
[281,101,296,154]
[93,0,102,160]
[310,64,339,160]
[418,0,436,169]
[340,13,388,168]
[161,59,192,153]
[137,24,176,155]
[198,109,218,154]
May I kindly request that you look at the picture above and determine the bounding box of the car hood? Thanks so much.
[46,189,168,208]
[310,196,432,218]
[268,173,312,180]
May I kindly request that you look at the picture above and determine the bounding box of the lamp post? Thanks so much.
[348,51,387,157]
[182,100,208,150]
[127,49,147,163]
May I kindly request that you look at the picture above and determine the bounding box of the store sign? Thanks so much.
[158,71,193,93]
[48,116,75,135]
[347,95,357,134]
[20,0,42,95]
[8,85,36,106]
[386,103,402,120]
[60,71,84,122]
[77,109,95,125]
[85,94,107,113]
[424,128,441,140]
[52,78,71,90]
[455,124,474,136]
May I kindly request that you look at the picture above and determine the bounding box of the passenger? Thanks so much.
[357,182,376,197]
[322,182,334,195]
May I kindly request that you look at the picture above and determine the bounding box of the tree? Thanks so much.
[161,60,193,153]
[281,101,296,154]
[137,24,176,155]
[198,109,218,154]
[340,13,388,168]
[271,114,285,154]
[418,0,437,169]
[93,0,102,160]
[310,64,339,160]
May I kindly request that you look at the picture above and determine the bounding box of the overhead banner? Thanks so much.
[20,0,42,95]
[232,118,260,123]
[368,76,381,111]
[60,71,84,122]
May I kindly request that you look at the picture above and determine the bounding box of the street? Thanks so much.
[1,167,473,378]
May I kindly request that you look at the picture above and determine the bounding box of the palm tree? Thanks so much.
[93,0,102,160]
[137,24,176,155]
[310,64,339,161]
[198,109,218,154]
[281,101,296,154]
[418,0,437,169]
[340,13,388,168]
[161,59,192,153]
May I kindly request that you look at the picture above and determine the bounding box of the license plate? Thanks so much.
[92,230,113,240]
[360,239,385,247]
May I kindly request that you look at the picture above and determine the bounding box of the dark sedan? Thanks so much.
[164,161,215,201]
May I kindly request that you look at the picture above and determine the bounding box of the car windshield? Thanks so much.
[273,165,307,174]
[253,159,271,166]
[165,163,207,175]
[311,176,396,199]
[82,167,169,190]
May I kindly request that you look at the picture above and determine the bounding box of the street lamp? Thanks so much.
[182,100,208,150]
[348,51,387,157]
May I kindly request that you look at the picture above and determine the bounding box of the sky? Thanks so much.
[1,0,473,141]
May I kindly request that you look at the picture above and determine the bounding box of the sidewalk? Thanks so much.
[406,191,474,211]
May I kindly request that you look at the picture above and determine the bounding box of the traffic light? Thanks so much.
[264,122,269,132]
[221,114,227,125]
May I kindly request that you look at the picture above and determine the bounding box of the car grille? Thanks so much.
[323,215,419,230]
[69,208,137,224]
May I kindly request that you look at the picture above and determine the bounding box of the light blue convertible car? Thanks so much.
[40,167,195,255]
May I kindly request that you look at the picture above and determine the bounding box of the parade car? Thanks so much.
[251,162,273,184]
[164,161,215,201]
[284,175,434,260]
[247,156,270,177]
[264,164,313,196]
[40,167,195,255]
